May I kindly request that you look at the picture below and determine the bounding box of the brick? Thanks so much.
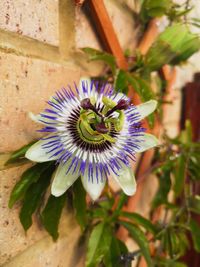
[2,227,84,267]
[0,0,59,46]
[0,51,83,264]
[0,52,82,152]
[0,165,46,265]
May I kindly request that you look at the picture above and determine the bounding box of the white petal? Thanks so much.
[112,163,136,196]
[28,112,44,124]
[25,138,59,162]
[81,171,106,201]
[51,162,79,197]
[135,133,159,153]
[136,100,157,121]
[28,112,57,125]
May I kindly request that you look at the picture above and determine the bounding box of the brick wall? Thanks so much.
[0,1,138,266]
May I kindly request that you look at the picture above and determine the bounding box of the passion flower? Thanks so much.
[26,79,159,200]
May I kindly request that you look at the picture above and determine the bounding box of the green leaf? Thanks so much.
[180,120,193,144]
[73,178,87,231]
[140,0,172,22]
[174,154,186,197]
[126,73,154,102]
[188,153,200,180]
[119,221,153,267]
[115,192,128,213]
[120,211,158,235]
[114,69,128,94]
[103,237,130,267]
[19,164,55,231]
[98,197,114,210]
[86,222,112,267]
[40,193,66,241]
[189,218,200,252]
[152,162,172,208]
[82,47,116,74]
[125,72,155,127]
[154,257,187,267]
[188,195,200,214]
[5,141,36,165]
[9,162,52,208]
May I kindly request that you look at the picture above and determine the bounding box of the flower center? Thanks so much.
[77,97,130,144]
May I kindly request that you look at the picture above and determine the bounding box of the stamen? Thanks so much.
[80,98,102,117]
[106,99,130,117]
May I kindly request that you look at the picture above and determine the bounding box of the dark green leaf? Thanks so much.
[120,211,158,235]
[174,154,185,196]
[104,237,130,267]
[73,178,87,231]
[189,218,200,252]
[82,47,116,74]
[119,221,153,267]
[86,222,112,267]
[19,164,55,231]
[90,208,107,219]
[9,162,52,208]
[5,141,36,165]
[41,193,66,241]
